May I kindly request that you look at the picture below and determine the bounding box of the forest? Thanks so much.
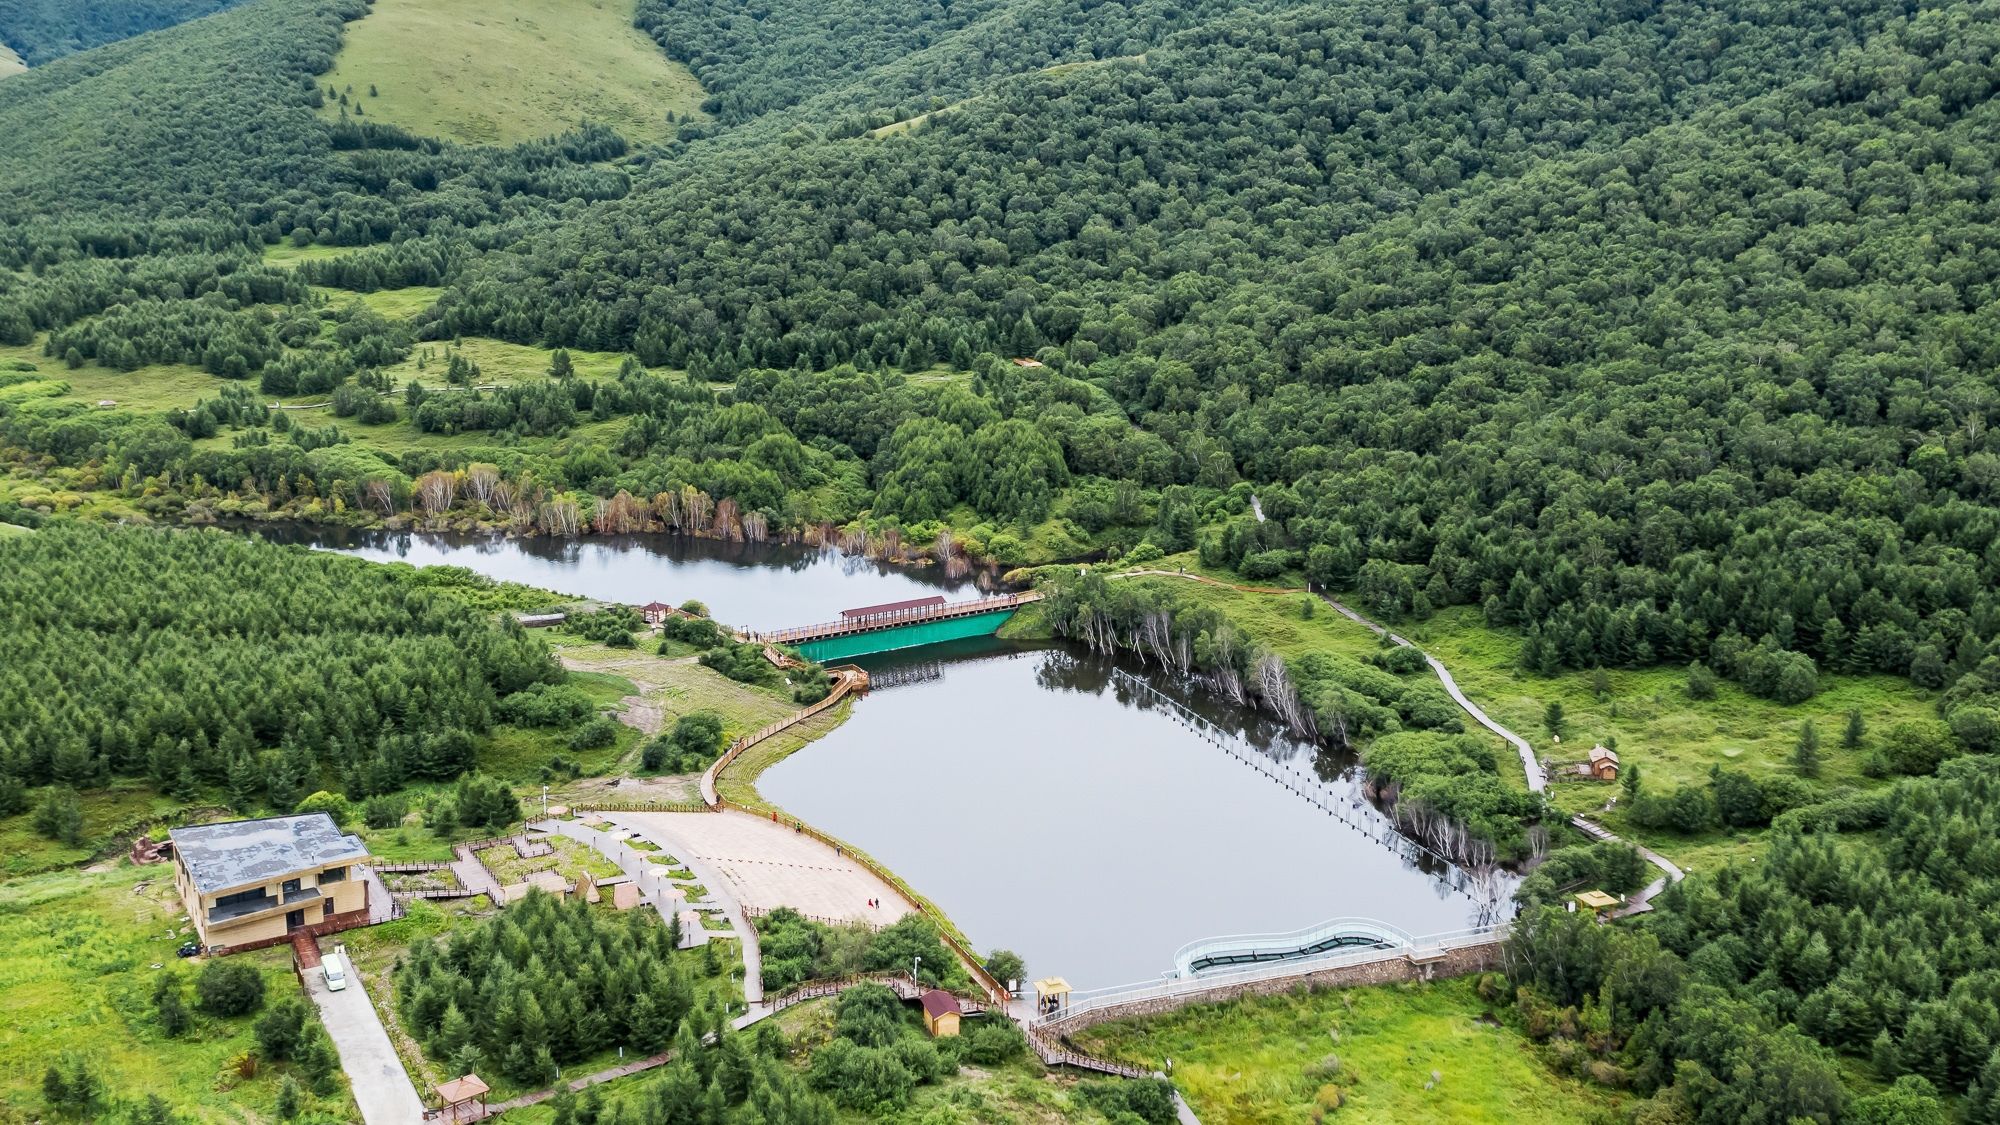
[1504,757,2000,1123]
[0,0,248,65]
[0,525,562,815]
[0,0,1994,726]
[1,0,1999,1115]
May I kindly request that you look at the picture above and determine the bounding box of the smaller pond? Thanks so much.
[255,527,986,632]
[762,640,1507,989]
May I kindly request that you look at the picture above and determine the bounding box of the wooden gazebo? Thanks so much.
[435,1074,490,1123]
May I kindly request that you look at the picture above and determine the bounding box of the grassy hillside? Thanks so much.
[1077,977,1626,1124]
[0,37,24,76]
[317,0,702,145]
[0,866,359,1121]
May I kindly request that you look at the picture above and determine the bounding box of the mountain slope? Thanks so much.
[0,0,250,65]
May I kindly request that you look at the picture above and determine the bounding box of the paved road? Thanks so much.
[304,957,426,1124]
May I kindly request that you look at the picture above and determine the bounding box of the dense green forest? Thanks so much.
[0,0,247,65]
[2,0,2000,1114]
[0,525,561,811]
[0,0,1995,727]
[395,892,834,1121]
[1505,757,2000,1123]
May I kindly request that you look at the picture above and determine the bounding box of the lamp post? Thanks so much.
[913,955,922,990]
[541,784,548,820]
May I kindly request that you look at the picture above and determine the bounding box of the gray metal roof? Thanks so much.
[170,813,369,895]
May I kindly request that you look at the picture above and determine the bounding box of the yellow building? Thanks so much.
[170,814,373,954]
[1573,890,1621,917]
[920,989,962,1038]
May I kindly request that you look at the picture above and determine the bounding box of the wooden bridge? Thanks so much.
[746,591,1041,661]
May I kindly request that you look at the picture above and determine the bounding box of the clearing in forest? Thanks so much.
[316,0,703,146]
[0,39,25,78]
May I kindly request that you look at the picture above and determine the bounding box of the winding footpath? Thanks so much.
[1115,568,1683,911]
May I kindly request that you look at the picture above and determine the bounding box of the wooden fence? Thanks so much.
[699,665,869,806]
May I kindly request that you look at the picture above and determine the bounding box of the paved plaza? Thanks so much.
[618,810,914,925]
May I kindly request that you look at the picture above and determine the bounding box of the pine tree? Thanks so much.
[1844,708,1867,749]
[1794,721,1821,778]
[154,973,192,1037]
[275,1076,301,1120]
[1968,1046,2000,1124]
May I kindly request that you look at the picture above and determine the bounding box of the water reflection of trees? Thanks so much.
[1035,648,1518,917]
[1034,649,1338,774]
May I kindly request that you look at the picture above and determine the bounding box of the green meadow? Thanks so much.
[1075,977,1625,1125]
[0,866,358,1120]
[316,0,704,146]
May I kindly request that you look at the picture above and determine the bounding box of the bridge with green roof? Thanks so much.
[750,591,1039,662]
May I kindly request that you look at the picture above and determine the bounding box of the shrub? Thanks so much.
[1372,645,1428,675]
[294,790,352,826]
[834,984,906,1048]
[496,683,595,727]
[153,973,192,1037]
[1686,661,1718,700]
[449,774,520,830]
[566,716,621,752]
[643,711,726,773]
[1240,548,1293,579]
[566,607,644,645]
[196,960,266,1016]
[1078,1078,1178,1124]
[962,1019,1028,1065]
[254,998,312,1061]
[984,949,1026,989]
[1122,541,1163,564]
[807,1039,914,1112]
[362,795,406,829]
[662,613,729,649]
[700,641,779,685]
[1884,719,1958,776]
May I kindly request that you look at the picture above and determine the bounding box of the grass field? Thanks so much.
[0,783,192,877]
[385,336,639,384]
[1402,606,1936,868]
[1,339,228,414]
[260,243,362,268]
[316,0,703,146]
[1075,977,1626,1125]
[1106,558,1938,866]
[318,284,446,320]
[0,866,358,1121]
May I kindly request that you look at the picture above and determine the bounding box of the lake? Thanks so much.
[284,528,1504,986]
[257,527,984,632]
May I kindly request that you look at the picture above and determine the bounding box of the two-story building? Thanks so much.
[170,813,373,954]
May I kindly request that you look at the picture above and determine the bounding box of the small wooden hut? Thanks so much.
[920,989,962,1038]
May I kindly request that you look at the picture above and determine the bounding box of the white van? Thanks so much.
[322,946,348,992]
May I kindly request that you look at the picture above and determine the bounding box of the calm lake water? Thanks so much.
[275,528,1503,987]
[258,527,984,632]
